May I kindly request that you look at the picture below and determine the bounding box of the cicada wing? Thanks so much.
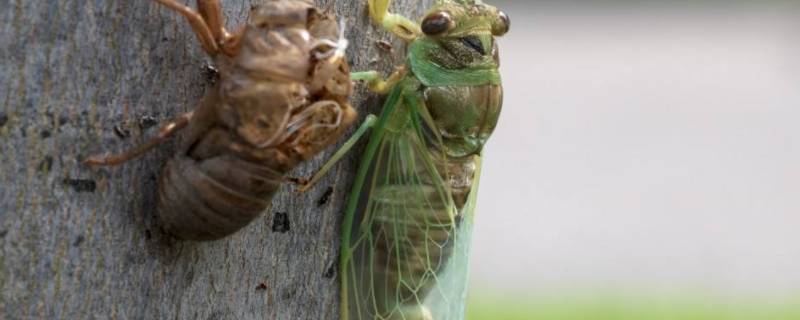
[424,156,482,320]
[342,86,478,320]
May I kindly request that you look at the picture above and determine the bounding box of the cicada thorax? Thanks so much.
[155,2,355,241]
[422,84,503,158]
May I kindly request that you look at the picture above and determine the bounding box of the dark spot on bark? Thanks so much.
[206,310,224,320]
[323,259,337,279]
[255,283,267,291]
[113,124,130,139]
[184,268,195,284]
[202,64,219,84]
[40,129,51,139]
[0,230,7,238]
[38,156,53,172]
[145,229,152,240]
[125,253,138,265]
[63,178,97,193]
[73,235,84,247]
[282,287,296,300]
[59,116,68,126]
[271,212,290,233]
[138,115,158,130]
[316,186,334,207]
[0,113,8,128]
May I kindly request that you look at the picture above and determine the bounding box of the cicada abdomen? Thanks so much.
[362,149,482,320]
[86,0,355,241]
[347,85,501,320]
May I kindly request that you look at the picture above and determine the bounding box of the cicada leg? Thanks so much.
[195,0,227,42]
[367,0,421,41]
[297,68,407,189]
[84,112,194,166]
[351,67,407,94]
[196,0,241,55]
[152,0,219,54]
[152,0,241,55]
[291,114,378,193]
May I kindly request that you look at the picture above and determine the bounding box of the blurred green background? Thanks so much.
[467,0,800,319]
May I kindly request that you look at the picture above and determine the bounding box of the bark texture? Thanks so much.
[0,0,432,319]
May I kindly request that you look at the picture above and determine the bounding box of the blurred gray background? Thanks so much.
[469,0,800,302]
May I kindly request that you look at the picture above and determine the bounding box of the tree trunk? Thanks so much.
[0,0,432,318]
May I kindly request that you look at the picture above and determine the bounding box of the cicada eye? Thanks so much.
[422,11,454,36]
[492,11,510,36]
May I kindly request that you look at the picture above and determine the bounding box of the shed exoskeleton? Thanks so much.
[86,0,356,241]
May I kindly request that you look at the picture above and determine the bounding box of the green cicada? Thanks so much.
[299,0,508,319]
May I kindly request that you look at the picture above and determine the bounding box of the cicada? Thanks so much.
[298,0,508,318]
[85,0,356,241]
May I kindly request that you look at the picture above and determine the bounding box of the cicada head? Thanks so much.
[229,0,317,83]
[416,0,509,70]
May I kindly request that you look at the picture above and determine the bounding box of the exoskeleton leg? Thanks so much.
[153,0,219,54]
[293,114,378,192]
[153,0,241,55]
[351,67,407,94]
[368,0,421,41]
[196,0,241,55]
[84,112,194,166]
[296,68,405,189]
[196,0,228,41]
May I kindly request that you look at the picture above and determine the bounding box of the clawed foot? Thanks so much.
[286,177,313,193]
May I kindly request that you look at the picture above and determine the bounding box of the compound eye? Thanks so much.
[422,11,454,36]
[492,11,510,36]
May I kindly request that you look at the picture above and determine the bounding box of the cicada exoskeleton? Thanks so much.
[86,0,356,241]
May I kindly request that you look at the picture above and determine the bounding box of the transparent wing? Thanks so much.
[425,157,481,320]
[342,86,481,320]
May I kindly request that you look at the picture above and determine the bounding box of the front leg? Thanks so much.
[368,0,421,41]
[153,0,219,54]
[351,66,407,95]
[152,0,241,56]
[196,0,241,55]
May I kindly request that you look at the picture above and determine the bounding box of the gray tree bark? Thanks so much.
[0,0,432,319]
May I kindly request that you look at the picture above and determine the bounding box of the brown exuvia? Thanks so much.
[86,0,356,241]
